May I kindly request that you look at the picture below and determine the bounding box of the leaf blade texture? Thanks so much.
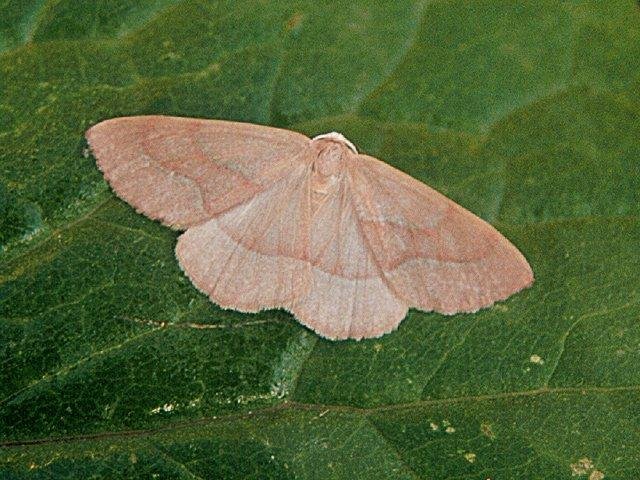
[1,0,639,478]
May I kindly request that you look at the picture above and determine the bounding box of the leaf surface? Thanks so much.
[1,1,640,478]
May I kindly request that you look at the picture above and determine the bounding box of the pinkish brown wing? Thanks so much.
[86,115,310,229]
[175,162,312,312]
[349,154,534,315]
[290,175,408,340]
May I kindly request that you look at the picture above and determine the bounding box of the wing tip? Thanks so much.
[434,259,535,316]
[85,115,176,143]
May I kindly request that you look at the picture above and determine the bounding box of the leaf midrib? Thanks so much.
[1,384,638,448]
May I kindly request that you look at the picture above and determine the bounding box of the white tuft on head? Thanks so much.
[311,132,358,154]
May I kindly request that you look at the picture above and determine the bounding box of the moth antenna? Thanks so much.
[311,132,358,154]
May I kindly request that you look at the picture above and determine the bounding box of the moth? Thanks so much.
[86,116,533,340]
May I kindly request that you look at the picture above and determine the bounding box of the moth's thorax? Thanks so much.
[309,133,356,209]
[310,132,357,177]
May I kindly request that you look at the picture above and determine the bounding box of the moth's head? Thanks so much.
[310,132,357,177]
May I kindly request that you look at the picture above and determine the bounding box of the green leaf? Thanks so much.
[1,1,639,478]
